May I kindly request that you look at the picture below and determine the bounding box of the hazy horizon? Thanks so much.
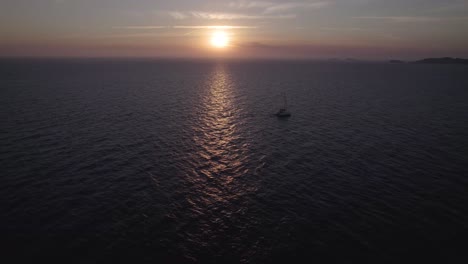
[1,0,468,59]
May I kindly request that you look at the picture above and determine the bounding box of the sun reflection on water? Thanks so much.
[192,63,248,187]
[168,64,262,261]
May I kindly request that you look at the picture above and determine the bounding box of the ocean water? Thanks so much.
[1,59,468,263]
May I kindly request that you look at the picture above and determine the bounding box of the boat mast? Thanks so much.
[283,93,287,109]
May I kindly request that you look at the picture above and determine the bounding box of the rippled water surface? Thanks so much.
[1,59,468,263]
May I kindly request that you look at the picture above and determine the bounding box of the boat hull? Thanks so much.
[275,112,291,117]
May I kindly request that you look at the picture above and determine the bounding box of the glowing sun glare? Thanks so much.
[210,31,229,48]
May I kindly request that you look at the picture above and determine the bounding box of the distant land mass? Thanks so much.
[414,57,468,65]
[389,60,405,63]
[386,57,468,65]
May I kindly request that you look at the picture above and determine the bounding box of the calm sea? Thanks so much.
[1,59,468,263]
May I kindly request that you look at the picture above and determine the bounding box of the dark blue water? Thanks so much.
[1,59,468,263]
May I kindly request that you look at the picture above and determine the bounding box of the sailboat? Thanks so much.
[275,93,291,117]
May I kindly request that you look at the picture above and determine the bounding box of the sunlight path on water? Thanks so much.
[169,64,261,261]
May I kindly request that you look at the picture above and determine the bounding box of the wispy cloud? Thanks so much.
[320,27,370,32]
[228,1,330,14]
[114,26,167,29]
[166,1,329,21]
[235,41,276,49]
[423,1,468,14]
[356,16,468,23]
[173,25,257,29]
[168,12,188,20]
[169,11,296,20]
[114,25,257,30]
[228,1,275,9]
[263,2,330,14]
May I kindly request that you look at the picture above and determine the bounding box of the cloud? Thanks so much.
[173,25,257,29]
[228,1,330,14]
[423,1,468,14]
[356,16,468,23]
[263,2,330,14]
[169,11,296,20]
[169,12,189,20]
[114,25,257,30]
[115,26,167,29]
[235,41,276,48]
[166,2,329,21]
[228,1,275,9]
[320,27,369,32]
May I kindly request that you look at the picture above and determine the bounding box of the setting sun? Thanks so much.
[210,31,229,48]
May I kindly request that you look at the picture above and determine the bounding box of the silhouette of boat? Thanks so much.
[275,93,291,118]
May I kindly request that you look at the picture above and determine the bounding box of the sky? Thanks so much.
[1,0,468,59]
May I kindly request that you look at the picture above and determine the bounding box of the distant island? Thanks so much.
[414,57,468,65]
[386,57,468,65]
[389,60,405,64]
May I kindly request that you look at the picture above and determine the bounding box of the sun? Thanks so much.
[210,31,229,48]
